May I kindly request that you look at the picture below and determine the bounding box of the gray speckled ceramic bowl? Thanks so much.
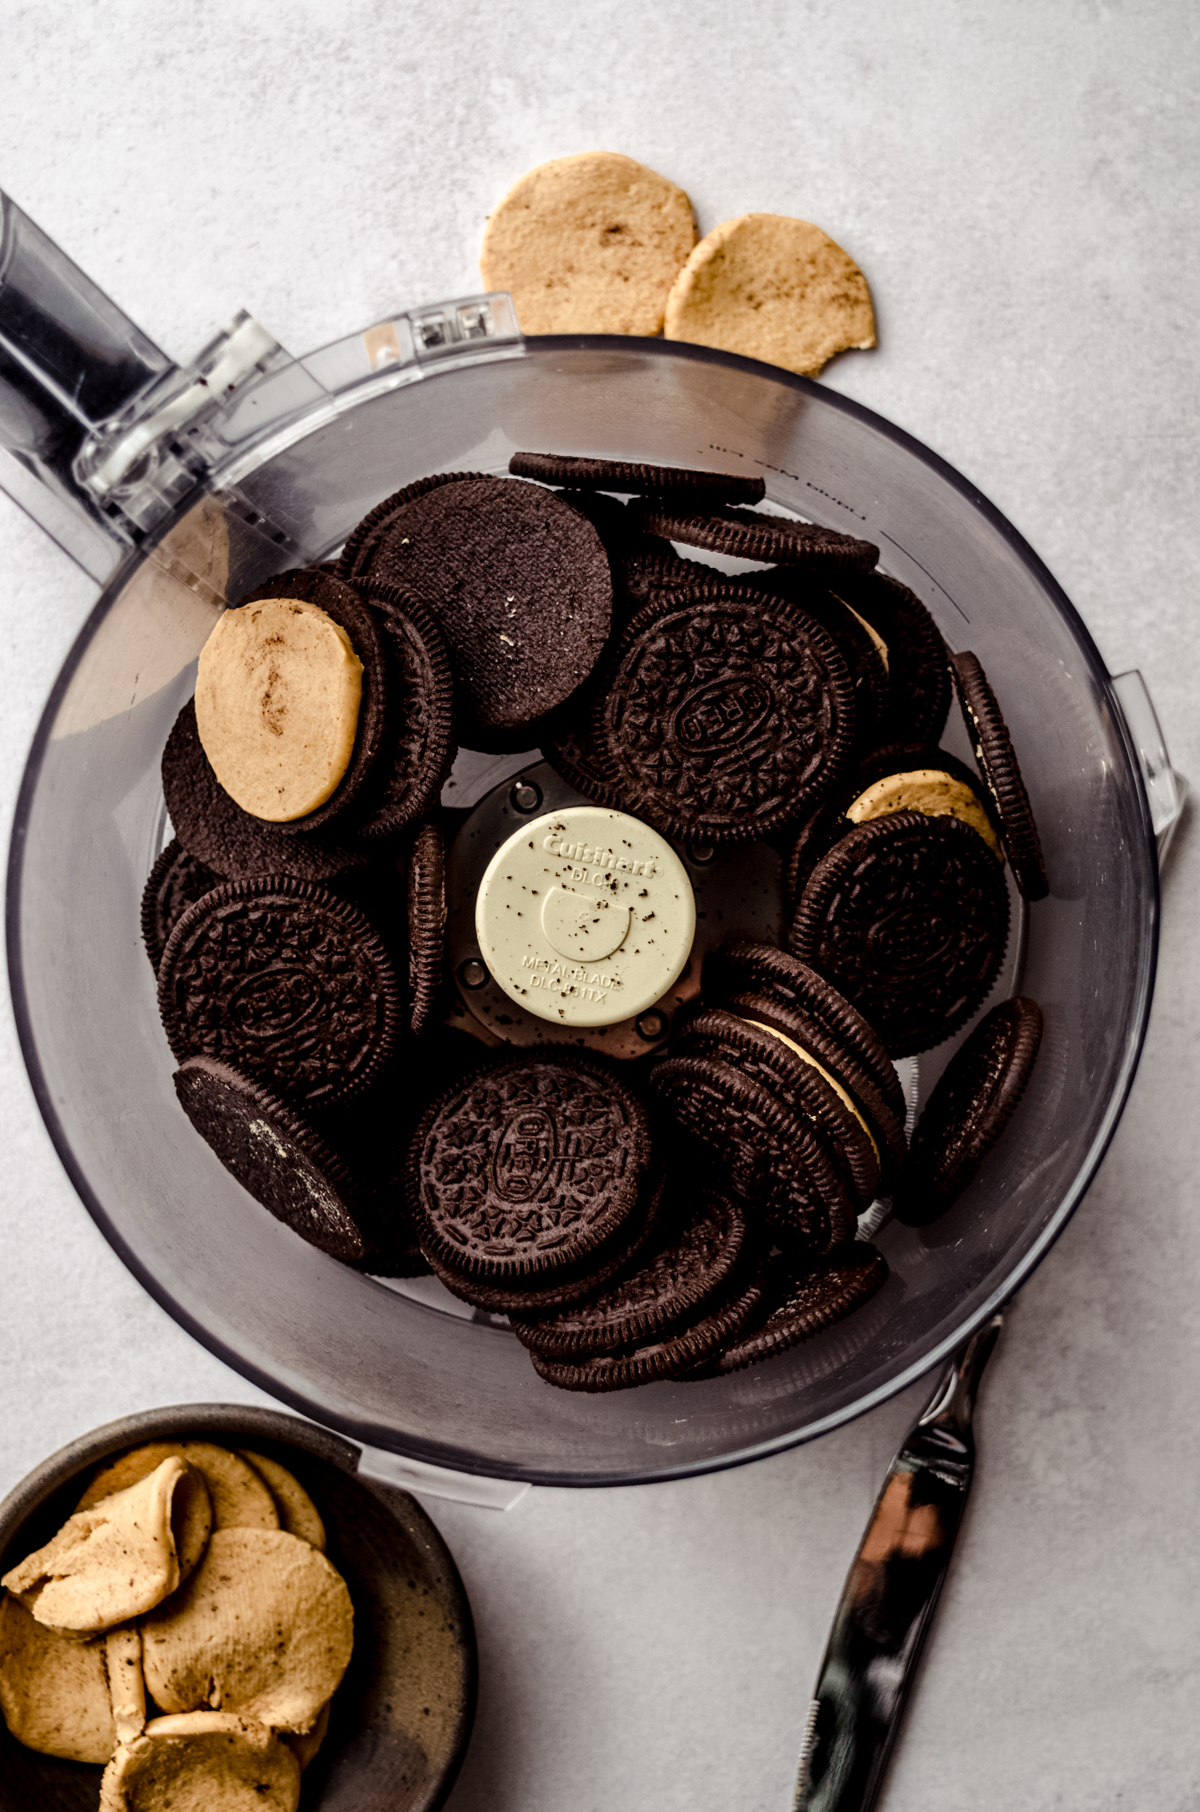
[0,1404,476,1812]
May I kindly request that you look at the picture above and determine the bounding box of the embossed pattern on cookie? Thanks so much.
[595,585,856,844]
[789,810,1010,1057]
[409,1052,652,1281]
[158,876,403,1106]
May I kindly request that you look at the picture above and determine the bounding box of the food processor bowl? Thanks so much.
[7,321,1163,1487]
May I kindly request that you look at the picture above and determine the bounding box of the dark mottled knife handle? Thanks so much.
[794,1314,1003,1812]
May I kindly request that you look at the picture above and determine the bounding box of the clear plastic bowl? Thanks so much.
[7,333,1159,1486]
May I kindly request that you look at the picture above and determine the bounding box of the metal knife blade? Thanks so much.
[794,1313,1003,1812]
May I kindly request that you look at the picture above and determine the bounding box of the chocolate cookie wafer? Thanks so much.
[173,1058,367,1263]
[894,996,1043,1224]
[628,498,879,572]
[141,839,221,972]
[408,1050,652,1285]
[827,570,951,746]
[592,581,857,845]
[510,452,766,505]
[789,811,1010,1057]
[338,472,613,742]
[158,874,404,1106]
[648,1054,857,1251]
[511,1189,749,1357]
[672,1008,880,1207]
[693,1243,889,1375]
[783,741,1004,904]
[405,819,446,1036]
[530,1273,766,1392]
[950,650,1049,900]
[162,700,369,884]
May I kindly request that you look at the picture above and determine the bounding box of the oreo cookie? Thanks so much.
[825,570,951,746]
[628,498,879,571]
[893,996,1043,1224]
[141,839,221,971]
[784,741,1003,905]
[592,581,857,845]
[693,1244,889,1376]
[529,1274,766,1392]
[704,939,907,1124]
[162,699,369,884]
[722,988,907,1188]
[407,1050,652,1285]
[158,874,404,1106]
[426,1168,665,1315]
[337,471,613,741]
[173,1057,367,1263]
[509,452,766,505]
[648,1054,858,1251]
[231,568,390,834]
[511,1189,749,1358]
[672,1008,881,1207]
[951,650,1049,901]
[789,811,1010,1057]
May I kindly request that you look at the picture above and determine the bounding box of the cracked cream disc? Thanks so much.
[475,806,695,1028]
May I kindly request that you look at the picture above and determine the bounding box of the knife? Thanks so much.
[794,1312,1004,1812]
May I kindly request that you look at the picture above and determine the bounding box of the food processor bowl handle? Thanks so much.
[0,187,526,590]
[0,190,176,579]
[0,188,289,582]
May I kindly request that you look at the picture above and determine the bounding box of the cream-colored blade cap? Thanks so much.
[195,597,362,822]
[475,806,695,1028]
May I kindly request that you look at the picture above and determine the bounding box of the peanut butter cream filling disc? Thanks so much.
[195,596,365,823]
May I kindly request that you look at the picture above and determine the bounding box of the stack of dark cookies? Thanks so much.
[142,451,1047,1391]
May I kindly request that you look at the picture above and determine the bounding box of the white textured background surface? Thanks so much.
[1,3,1198,1807]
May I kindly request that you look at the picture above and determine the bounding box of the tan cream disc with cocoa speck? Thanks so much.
[236,1452,325,1551]
[77,1442,276,1543]
[195,597,363,821]
[664,212,876,377]
[99,1711,301,1812]
[480,150,697,334]
[140,1528,353,1734]
[3,1459,187,1634]
[0,1593,116,1762]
